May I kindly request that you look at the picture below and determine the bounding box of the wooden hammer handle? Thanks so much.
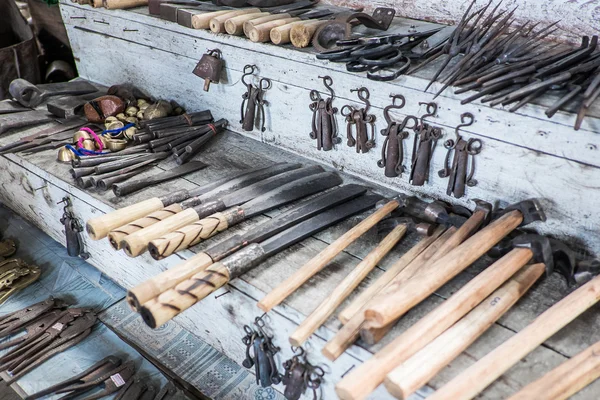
[249,17,300,43]
[86,198,165,240]
[270,20,308,45]
[107,204,183,250]
[290,20,327,48]
[126,251,214,311]
[335,247,535,400]
[192,10,231,30]
[103,0,147,9]
[508,339,600,400]
[148,213,229,260]
[121,208,200,258]
[243,13,290,37]
[289,225,407,347]
[257,200,399,313]
[385,263,545,400]
[225,12,269,35]
[364,210,522,328]
[140,262,230,328]
[428,274,600,400]
[210,8,260,33]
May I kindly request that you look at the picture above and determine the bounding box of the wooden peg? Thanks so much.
[248,17,300,43]
[209,8,260,33]
[192,10,231,30]
[224,12,269,35]
[290,20,327,48]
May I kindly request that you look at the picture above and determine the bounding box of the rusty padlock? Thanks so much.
[193,49,223,92]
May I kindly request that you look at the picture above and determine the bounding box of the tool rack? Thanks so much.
[0,1,598,399]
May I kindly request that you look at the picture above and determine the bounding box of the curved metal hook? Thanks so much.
[319,76,335,99]
[340,104,354,117]
[418,101,438,127]
[351,87,371,112]
[383,94,407,125]
[259,78,272,91]
[242,64,257,86]
[454,112,475,141]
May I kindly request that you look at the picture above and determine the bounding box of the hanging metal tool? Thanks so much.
[240,64,272,132]
[282,346,324,400]
[241,314,281,388]
[58,197,90,260]
[378,94,418,178]
[193,49,224,92]
[438,112,482,198]
[308,75,338,151]
[409,102,441,186]
[342,87,376,154]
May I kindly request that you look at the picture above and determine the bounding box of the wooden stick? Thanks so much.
[257,200,400,313]
[290,20,327,48]
[103,0,146,9]
[339,225,446,324]
[270,20,308,45]
[86,198,165,240]
[334,247,535,400]
[322,228,457,362]
[289,225,407,347]
[385,263,545,400]
[209,9,260,33]
[107,204,183,250]
[126,251,214,311]
[508,339,600,400]
[363,210,522,328]
[224,12,268,35]
[243,13,290,37]
[248,17,301,43]
[428,274,600,400]
[192,10,231,30]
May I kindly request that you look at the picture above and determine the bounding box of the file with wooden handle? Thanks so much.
[210,9,261,33]
[225,12,269,35]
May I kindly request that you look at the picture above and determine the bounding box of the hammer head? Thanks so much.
[472,199,493,224]
[494,199,546,226]
[377,213,435,237]
[393,194,469,227]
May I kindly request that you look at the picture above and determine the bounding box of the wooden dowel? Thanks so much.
[126,251,214,310]
[192,10,231,30]
[140,262,230,328]
[322,229,456,362]
[257,200,400,313]
[103,0,146,9]
[363,210,522,328]
[248,17,300,43]
[339,226,446,324]
[86,198,165,240]
[107,204,183,250]
[224,12,268,35]
[289,225,407,347]
[243,13,289,37]
[209,9,260,33]
[428,274,600,400]
[507,339,600,400]
[385,263,544,400]
[290,20,327,48]
[270,20,309,45]
[121,208,200,257]
[334,247,535,400]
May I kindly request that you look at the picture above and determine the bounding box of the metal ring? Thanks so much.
[359,48,404,66]
[350,43,393,58]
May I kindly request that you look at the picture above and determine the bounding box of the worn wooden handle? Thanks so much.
[335,247,535,400]
[121,208,200,257]
[257,200,399,313]
[290,20,327,48]
[86,198,165,240]
[270,20,308,45]
[126,251,214,311]
[428,274,600,400]
[209,8,260,33]
[385,263,545,400]
[289,225,407,347]
[224,12,268,35]
[508,339,600,400]
[192,10,231,30]
[140,262,230,328]
[338,226,446,324]
[248,17,300,43]
[148,213,228,260]
[103,0,147,9]
[243,13,289,37]
[364,210,522,328]
[107,204,183,250]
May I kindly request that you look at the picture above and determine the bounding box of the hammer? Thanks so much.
[9,79,98,108]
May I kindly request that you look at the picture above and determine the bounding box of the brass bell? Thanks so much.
[193,49,223,92]
[124,126,137,140]
[126,106,139,117]
[97,135,110,149]
[81,139,96,151]
[73,130,91,142]
[106,138,128,152]
[57,146,75,163]
[116,113,128,122]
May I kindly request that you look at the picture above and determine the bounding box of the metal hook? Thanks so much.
[242,64,257,86]
[319,76,335,99]
[382,94,406,125]
[454,112,475,141]
[390,94,406,108]
[340,105,354,117]
[259,78,272,91]
[418,102,438,127]
[351,87,371,112]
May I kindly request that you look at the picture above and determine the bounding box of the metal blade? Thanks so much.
[0,101,29,114]
[0,119,83,153]
[260,193,383,257]
[221,165,323,208]
[243,171,342,217]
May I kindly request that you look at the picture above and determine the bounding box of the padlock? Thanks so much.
[193,49,223,92]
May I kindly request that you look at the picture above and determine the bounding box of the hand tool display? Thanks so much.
[8,78,98,108]
[378,95,415,178]
[408,102,441,186]
[241,315,281,388]
[135,190,381,327]
[58,197,90,259]
[308,75,338,151]
[508,338,600,400]
[265,8,337,45]
[120,165,327,257]
[0,118,86,154]
[239,65,271,132]
[0,297,64,339]
[0,111,60,135]
[193,49,223,91]
[438,112,482,198]
[0,259,41,304]
[342,87,376,154]
[281,346,324,400]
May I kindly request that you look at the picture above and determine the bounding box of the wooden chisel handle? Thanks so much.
[428,274,600,400]
[290,20,327,48]
[335,247,535,400]
[248,17,300,43]
[192,10,231,30]
[225,12,268,35]
[257,200,400,313]
[126,251,214,311]
[107,204,184,250]
[289,225,407,347]
[86,198,165,240]
[270,20,308,45]
[243,13,290,37]
[140,262,230,328]
[385,263,544,400]
[508,339,600,400]
[210,8,260,33]
[121,208,200,257]
[103,0,146,9]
